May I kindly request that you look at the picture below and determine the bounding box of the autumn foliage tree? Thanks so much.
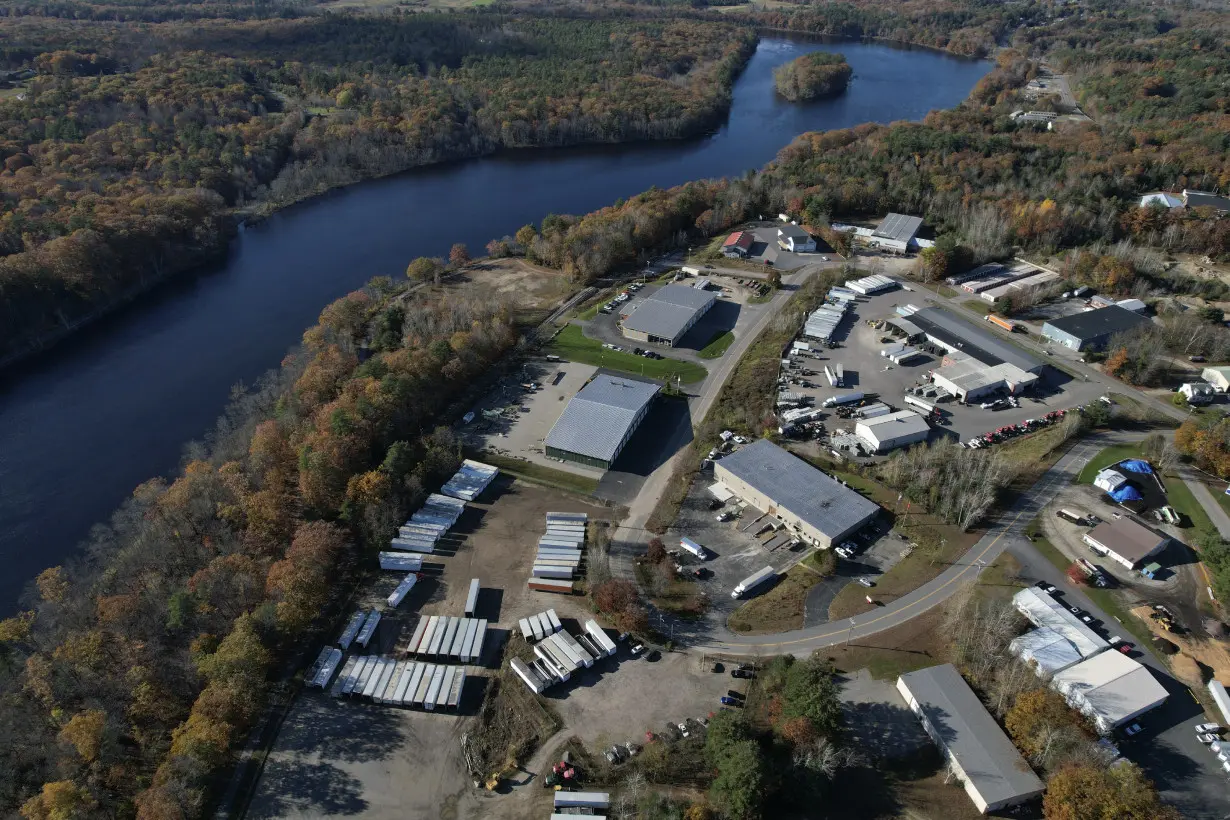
[1043,762,1178,820]
[448,243,471,268]
[265,522,350,632]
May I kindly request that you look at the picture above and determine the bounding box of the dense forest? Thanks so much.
[773,51,851,101]
[0,13,754,363]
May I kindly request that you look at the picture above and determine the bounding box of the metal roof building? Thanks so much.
[910,307,1045,374]
[870,213,924,252]
[1082,517,1169,570]
[1051,650,1169,734]
[855,410,930,453]
[620,284,716,347]
[1013,588,1107,660]
[544,375,661,469]
[1041,306,1151,352]
[1010,626,1085,676]
[897,664,1045,813]
[930,354,1039,402]
[713,439,879,547]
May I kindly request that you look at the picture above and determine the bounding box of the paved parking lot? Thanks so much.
[581,280,749,359]
[779,286,1107,451]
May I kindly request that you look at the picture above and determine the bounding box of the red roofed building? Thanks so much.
[721,231,754,258]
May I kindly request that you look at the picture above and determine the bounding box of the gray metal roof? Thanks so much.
[621,284,716,342]
[778,224,811,240]
[911,307,1043,372]
[899,664,1044,807]
[545,375,660,462]
[716,440,878,539]
[872,213,924,243]
[1042,305,1150,342]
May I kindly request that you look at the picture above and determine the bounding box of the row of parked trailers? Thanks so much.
[803,300,849,343]
[879,342,925,365]
[440,459,498,501]
[532,512,587,581]
[510,620,618,694]
[845,274,899,295]
[404,615,488,663]
[519,609,563,642]
[392,492,466,553]
[330,655,466,711]
[337,609,383,651]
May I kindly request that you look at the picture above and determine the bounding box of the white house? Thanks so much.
[1138,192,1184,210]
[777,224,816,253]
[1202,367,1230,392]
[1180,382,1215,405]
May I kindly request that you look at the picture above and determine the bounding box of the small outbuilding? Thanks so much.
[855,410,930,453]
[721,231,754,257]
[1093,468,1128,494]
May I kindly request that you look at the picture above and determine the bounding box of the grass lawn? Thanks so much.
[698,330,735,359]
[1074,442,1146,484]
[962,299,993,316]
[576,301,604,321]
[747,292,775,304]
[1108,391,1178,427]
[472,452,599,495]
[1163,477,1216,532]
[997,424,1074,467]
[548,325,707,383]
[727,552,835,634]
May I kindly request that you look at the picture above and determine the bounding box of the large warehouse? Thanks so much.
[1082,517,1169,570]
[908,307,1045,374]
[868,213,924,253]
[855,410,930,453]
[1051,651,1169,734]
[1041,305,1151,351]
[714,439,879,548]
[1012,588,1107,660]
[544,375,660,469]
[930,353,1039,403]
[898,665,1045,814]
[620,284,716,347]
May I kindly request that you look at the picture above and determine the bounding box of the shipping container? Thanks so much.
[356,610,381,648]
[330,656,358,697]
[528,578,576,594]
[416,616,440,657]
[424,666,446,711]
[554,792,611,810]
[338,610,366,650]
[464,578,481,617]
[985,314,1016,332]
[435,667,456,710]
[405,663,429,706]
[413,664,436,707]
[530,614,545,642]
[393,662,417,704]
[822,392,865,408]
[584,620,618,656]
[387,573,417,608]
[471,620,488,664]
[406,617,430,655]
[546,609,562,633]
[309,647,343,689]
[519,617,534,642]
[461,619,481,662]
[448,668,466,710]
[449,619,470,660]
[532,565,575,579]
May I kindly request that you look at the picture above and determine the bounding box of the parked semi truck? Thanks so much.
[985,314,1017,332]
[731,566,776,599]
[822,392,865,408]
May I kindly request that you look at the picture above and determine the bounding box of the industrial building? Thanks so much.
[1082,517,1169,571]
[1137,189,1230,213]
[1013,588,1108,660]
[930,352,1039,402]
[1051,651,1169,734]
[978,269,1061,304]
[1011,627,1086,676]
[867,213,924,253]
[855,410,930,453]
[544,375,660,469]
[620,284,716,347]
[897,665,1045,814]
[904,306,1045,374]
[777,224,816,252]
[845,273,898,295]
[721,231,754,257]
[714,439,879,548]
[1202,366,1230,392]
[1040,306,1151,351]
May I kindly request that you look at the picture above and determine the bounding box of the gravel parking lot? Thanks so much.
[778,287,1107,452]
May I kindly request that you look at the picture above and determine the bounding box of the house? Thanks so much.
[1083,516,1169,571]
[1180,382,1215,405]
[1202,366,1230,392]
[1041,305,1151,351]
[1183,189,1230,213]
[777,224,816,253]
[1138,192,1184,210]
[721,231,754,258]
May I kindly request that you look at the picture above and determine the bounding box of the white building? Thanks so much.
[1202,366,1230,392]
[866,213,924,253]
[1093,468,1128,494]
[1138,192,1184,210]
[1082,517,1169,571]
[1012,588,1108,660]
[777,224,816,253]
[1180,382,1215,405]
[855,411,930,453]
[1010,627,1085,677]
[930,355,1038,402]
[1051,651,1169,735]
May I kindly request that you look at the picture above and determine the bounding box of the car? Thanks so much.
[857,578,875,588]
[1197,723,1224,734]
[678,722,690,737]
[1034,581,1057,593]
[1190,356,1207,363]
[1200,734,1221,744]
[717,511,735,522]
[726,690,745,700]
[720,696,743,707]
[633,347,644,356]
[1117,643,1133,654]
[1124,723,1143,737]
[732,669,755,679]
[1080,614,1095,624]
[630,643,644,656]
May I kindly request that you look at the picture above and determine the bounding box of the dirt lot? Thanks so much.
[451,258,575,312]
[247,477,612,820]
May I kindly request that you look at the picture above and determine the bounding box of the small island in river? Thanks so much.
[773,52,852,101]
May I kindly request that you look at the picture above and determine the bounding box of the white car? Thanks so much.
[857,578,875,588]
[1197,723,1223,734]
[1199,734,1220,744]
[678,722,690,738]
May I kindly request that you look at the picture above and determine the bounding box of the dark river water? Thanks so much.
[0,37,988,612]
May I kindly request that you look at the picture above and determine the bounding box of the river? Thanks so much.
[0,36,988,613]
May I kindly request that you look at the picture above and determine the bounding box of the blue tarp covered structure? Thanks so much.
[1110,484,1143,502]
[1118,459,1153,474]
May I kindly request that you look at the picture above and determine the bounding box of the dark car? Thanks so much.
[726,689,745,700]
[732,669,756,679]
[633,347,644,356]
[720,696,743,706]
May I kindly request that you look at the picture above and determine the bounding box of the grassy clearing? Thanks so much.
[470,640,562,778]
[997,423,1075,467]
[549,325,707,383]
[473,452,599,495]
[962,299,993,316]
[634,562,707,620]
[576,301,604,321]
[698,330,735,359]
[727,551,835,634]
[1025,523,1156,647]
[1074,442,1146,483]
[1163,477,1215,532]
[1108,391,1178,427]
[747,292,775,304]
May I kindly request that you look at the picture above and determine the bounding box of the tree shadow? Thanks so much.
[272,694,406,763]
[840,700,933,760]
[247,759,368,819]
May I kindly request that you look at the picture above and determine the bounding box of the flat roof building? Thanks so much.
[714,439,879,548]
[620,284,716,347]
[1011,627,1085,676]
[931,354,1039,402]
[897,664,1045,814]
[909,307,1044,374]
[1184,189,1230,213]
[544,374,660,470]
[1082,517,1169,570]
[1041,306,1151,352]
[1051,651,1169,734]
[1013,588,1107,660]
[855,410,930,453]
